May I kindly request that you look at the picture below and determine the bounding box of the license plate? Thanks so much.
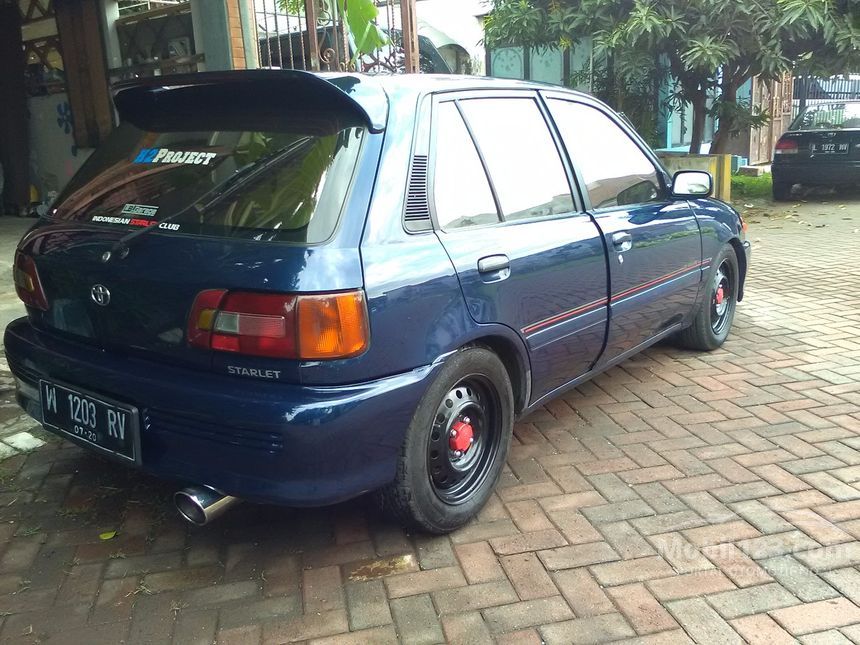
[40,380,140,463]
[811,142,849,154]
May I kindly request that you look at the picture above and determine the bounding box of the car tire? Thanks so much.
[375,346,514,534]
[676,244,740,351]
[772,179,792,201]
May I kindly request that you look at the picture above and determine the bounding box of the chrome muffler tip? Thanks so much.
[174,485,239,526]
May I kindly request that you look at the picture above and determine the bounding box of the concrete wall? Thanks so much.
[657,152,732,201]
[28,93,92,201]
[191,0,258,71]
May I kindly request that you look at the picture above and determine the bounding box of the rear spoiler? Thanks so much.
[112,70,388,133]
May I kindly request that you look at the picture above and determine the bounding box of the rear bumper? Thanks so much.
[4,318,437,506]
[772,160,860,186]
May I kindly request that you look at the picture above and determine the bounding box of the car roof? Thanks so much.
[320,71,590,98]
[319,72,597,127]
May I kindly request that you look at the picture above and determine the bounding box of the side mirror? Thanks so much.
[671,170,713,199]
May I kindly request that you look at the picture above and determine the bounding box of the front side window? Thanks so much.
[458,98,574,221]
[432,102,500,229]
[548,99,664,210]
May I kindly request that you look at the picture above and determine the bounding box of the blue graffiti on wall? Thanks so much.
[56,101,78,157]
[56,102,72,133]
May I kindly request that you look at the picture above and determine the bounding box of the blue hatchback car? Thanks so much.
[5,71,750,533]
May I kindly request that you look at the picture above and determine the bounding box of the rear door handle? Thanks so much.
[612,232,633,253]
[477,254,510,274]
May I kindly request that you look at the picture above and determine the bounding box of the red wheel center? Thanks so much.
[449,420,474,453]
[715,286,725,305]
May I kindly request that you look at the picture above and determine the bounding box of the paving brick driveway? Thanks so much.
[1,196,859,644]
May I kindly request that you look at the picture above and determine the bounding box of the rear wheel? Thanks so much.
[676,245,739,351]
[772,179,793,201]
[375,347,514,534]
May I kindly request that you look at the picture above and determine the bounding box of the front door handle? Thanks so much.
[612,232,633,253]
[477,254,510,274]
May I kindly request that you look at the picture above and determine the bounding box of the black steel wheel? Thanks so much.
[710,259,736,337]
[375,347,514,534]
[427,376,503,505]
[675,244,740,351]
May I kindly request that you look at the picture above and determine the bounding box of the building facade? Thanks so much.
[1,0,429,213]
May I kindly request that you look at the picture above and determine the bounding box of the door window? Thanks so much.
[432,102,500,229]
[548,99,665,210]
[458,98,574,221]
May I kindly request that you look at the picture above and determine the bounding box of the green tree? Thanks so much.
[569,57,666,147]
[485,0,859,153]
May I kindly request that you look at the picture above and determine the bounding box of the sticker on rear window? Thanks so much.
[120,203,158,218]
[90,214,181,231]
[133,148,218,165]
[92,215,156,227]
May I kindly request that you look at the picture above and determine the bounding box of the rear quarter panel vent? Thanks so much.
[404,155,432,233]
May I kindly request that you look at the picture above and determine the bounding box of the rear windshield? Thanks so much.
[52,122,365,243]
[790,102,860,131]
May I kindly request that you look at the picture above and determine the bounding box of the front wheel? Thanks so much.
[375,347,514,534]
[676,245,739,351]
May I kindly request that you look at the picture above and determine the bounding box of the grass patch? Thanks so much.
[732,173,772,199]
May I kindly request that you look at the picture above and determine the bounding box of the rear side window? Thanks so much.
[547,99,664,210]
[458,98,573,221]
[52,123,365,243]
[432,102,500,229]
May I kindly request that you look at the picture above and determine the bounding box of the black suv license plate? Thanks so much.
[40,380,140,463]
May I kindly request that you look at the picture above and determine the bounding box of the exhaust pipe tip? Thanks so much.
[174,489,208,526]
[174,486,238,526]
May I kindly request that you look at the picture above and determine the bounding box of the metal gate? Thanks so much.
[793,74,860,117]
[254,0,419,73]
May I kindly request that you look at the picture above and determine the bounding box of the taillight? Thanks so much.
[187,289,227,349]
[211,292,298,357]
[188,289,369,360]
[297,291,369,359]
[13,252,48,311]
[775,138,798,154]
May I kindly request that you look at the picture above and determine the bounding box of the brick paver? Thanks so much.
[1,197,860,643]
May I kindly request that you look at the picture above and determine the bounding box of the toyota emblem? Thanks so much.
[90,284,111,306]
